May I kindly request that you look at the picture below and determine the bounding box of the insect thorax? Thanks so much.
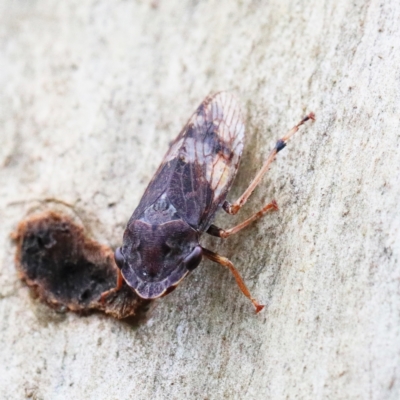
[119,194,201,299]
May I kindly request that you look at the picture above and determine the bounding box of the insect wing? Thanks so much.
[131,92,245,230]
[168,92,245,230]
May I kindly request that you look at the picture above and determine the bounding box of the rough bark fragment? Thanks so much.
[13,211,151,320]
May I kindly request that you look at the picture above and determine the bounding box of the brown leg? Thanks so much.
[100,269,124,304]
[223,112,315,215]
[202,247,264,313]
[207,200,278,238]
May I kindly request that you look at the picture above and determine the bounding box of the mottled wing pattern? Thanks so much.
[132,92,245,231]
[165,92,245,230]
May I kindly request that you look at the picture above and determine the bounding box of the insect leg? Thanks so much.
[99,269,124,304]
[223,112,315,215]
[207,200,278,238]
[201,247,264,313]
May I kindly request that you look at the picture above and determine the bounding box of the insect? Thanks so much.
[103,92,314,312]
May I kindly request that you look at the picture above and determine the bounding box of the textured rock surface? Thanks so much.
[1,1,399,399]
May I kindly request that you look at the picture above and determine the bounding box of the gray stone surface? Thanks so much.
[1,0,400,399]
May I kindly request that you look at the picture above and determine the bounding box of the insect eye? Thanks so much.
[114,247,125,269]
[183,246,203,271]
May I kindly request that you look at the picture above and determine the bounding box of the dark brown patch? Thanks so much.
[13,212,152,320]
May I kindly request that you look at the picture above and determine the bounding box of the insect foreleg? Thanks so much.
[207,200,278,238]
[201,247,264,313]
[223,112,315,215]
[100,269,124,304]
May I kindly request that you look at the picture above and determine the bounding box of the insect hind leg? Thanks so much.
[207,200,278,238]
[222,112,315,215]
[201,247,264,313]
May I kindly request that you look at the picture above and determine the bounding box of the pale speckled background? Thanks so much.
[1,1,400,399]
